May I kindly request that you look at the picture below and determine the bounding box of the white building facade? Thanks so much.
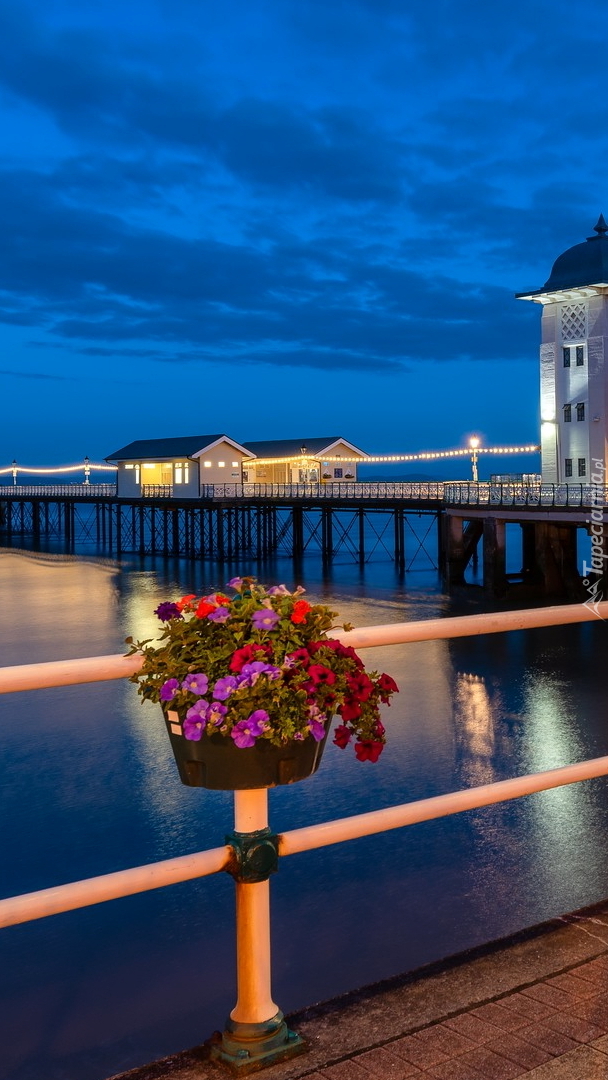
[518,216,608,483]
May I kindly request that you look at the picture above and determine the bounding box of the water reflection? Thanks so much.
[1,550,608,1080]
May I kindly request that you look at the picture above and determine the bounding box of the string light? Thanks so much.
[0,445,539,475]
[246,444,539,466]
[0,462,118,475]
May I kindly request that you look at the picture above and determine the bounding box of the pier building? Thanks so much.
[106,435,366,496]
[517,215,608,483]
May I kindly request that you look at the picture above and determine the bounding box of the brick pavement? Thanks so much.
[109,905,608,1080]
[312,954,608,1078]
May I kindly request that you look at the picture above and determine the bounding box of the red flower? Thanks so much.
[347,672,375,701]
[291,599,312,624]
[195,600,215,618]
[354,740,384,763]
[333,724,352,749]
[286,648,311,668]
[307,664,336,685]
[377,673,399,701]
[309,639,364,668]
[177,594,197,611]
[338,700,362,722]
[229,643,272,672]
[372,720,386,738]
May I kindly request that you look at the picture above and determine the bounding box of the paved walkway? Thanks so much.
[109,903,608,1080]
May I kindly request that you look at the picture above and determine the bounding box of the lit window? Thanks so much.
[576,403,585,421]
[125,464,134,470]
[218,461,225,467]
[563,404,571,422]
[576,346,585,366]
[204,461,212,468]
[231,461,239,467]
[143,463,155,469]
[563,347,571,367]
[578,458,586,477]
[565,458,573,477]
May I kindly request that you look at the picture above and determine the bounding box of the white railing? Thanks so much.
[0,484,117,497]
[445,481,608,508]
[201,481,445,500]
[1,599,608,1066]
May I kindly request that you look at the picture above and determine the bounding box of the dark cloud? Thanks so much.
[0,368,68,380]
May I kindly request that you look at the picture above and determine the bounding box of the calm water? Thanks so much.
[1,547,607,1080]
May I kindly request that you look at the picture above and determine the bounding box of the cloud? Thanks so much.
[0,368,68,380]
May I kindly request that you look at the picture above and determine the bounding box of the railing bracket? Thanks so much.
[225,827,279,883]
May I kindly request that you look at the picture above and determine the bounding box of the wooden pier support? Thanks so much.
[482,517,506,597]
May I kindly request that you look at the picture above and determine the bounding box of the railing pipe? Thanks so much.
[0,845,229,929]
[0,602,606,695]
[0,653,142,693]
[230,790,278,1025]
[338,600,608,650]
[279,755,608,857]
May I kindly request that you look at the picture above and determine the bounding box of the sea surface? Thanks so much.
[0,545,607,1080]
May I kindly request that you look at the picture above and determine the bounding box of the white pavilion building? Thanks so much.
[517,216,608,483]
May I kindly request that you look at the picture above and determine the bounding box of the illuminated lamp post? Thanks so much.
[11,460,17,487]
[469,437,480,482]
[299,445,308,483]
[84,456,90,485]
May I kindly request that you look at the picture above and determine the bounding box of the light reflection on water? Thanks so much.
[1,550,608,1080]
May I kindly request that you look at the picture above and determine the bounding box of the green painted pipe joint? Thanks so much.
[225,827,280,882]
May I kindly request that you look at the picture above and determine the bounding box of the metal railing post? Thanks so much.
[211,788,304,1072]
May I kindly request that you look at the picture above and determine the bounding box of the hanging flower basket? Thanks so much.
[163,706,332,789]
[126,577,398,790]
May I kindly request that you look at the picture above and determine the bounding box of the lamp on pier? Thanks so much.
[299,445,309,483]
[11,460,17,486]
[84,456,90,485]
[469,437,480,482]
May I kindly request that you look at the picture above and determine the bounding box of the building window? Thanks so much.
[576,345,585,365]
[578,458,586,477]
[174,462,189,484]
[563,404,571,422]
[563,347,571,367]
[576,403,585,421]
[334,468,343,478]
[565,458,572,477]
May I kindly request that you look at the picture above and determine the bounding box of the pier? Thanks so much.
[1,480,606,598]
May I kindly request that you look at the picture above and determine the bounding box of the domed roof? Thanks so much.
[541,215,608,291]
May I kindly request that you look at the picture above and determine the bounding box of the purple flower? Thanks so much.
[183,716,204,740]
[183,701,208,740]
[154,602,182,622]
[160,678,180,702]
[251,608,280,631]
[267,584,290,595]
[307,704,327,742]
[207,606,231,623]
[213,675,239,700]
[230,710,270,748]
[239,661,281,686]
[308,717,327,742]
[182,672,209,696]
[227,577,244,589]
[207,701,228,726]
[186,699,209,721]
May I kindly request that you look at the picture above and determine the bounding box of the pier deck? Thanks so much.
[108,900,608,1080]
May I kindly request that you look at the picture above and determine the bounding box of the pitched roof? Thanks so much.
[242,437,366,458]
[106,434,252,461]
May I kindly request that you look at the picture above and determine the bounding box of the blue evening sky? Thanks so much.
[0,0,606,472]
